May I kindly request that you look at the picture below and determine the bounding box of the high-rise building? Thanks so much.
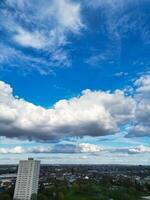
[13,158,40,200]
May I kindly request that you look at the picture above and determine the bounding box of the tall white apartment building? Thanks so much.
[13,158,40,200]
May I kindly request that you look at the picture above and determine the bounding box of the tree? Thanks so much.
[58,191,65,200]
[121,193,130,200]
[72,183,80,193]
[6,187,15,198]
[37,193,48,200]
[31,193,37,200]
[0,194,12,200]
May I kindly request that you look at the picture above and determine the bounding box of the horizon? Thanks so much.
[0,0,150,165]
[0,163,150,166]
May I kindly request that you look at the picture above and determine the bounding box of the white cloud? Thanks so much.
[0,146,24,154]
[53,0,83,33]
[126,75,150,137]
[0,44,68,75]
[51,143,103,153]
[0,144,149,155]
[0,81,135,141]
[0,143,103,154]
[128,145,150,154]
[0,74,150,140]
[135,74,150,97]
[14,28,47,49]
[8,0,83,49]
[79,143,103,152]
[0,0,84,73]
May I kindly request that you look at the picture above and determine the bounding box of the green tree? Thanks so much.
[37,193,48,200]
[58,191,65,200]
[0,194,12,200]
[6,187,15,198]
[121,193,130,200]
[31,193,37,200]
[72,183,80,193]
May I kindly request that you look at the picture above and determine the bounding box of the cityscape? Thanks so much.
[0,0,150,199]
[0,159,150,200]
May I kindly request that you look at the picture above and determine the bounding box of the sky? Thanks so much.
[0,0,150,165]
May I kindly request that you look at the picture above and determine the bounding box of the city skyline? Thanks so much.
[0,0,150,165]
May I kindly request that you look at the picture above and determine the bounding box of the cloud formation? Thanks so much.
[85,0,150,68]
[0,0,83,74]
[110,145,150,154]
[127,145,150,154]
[127,74,150,137]
[0,74,150,140]
[0,143,103,154]
[51,143,103,153]
[10,0,83,49]
[0,144,149,155]
[0,80,135,141]
[0,146,24,154]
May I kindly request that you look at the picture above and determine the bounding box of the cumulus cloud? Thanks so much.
[0,81,136,141]
[135,74,150,98]
[126,75,150,137]
[0,74,150,140]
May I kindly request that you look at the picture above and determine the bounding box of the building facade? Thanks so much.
[13,158,40,200]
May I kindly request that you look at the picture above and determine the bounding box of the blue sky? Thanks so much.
[0,0,150,164]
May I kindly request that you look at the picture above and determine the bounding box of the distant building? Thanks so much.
[13,158,40,200]
[0,173,17,179]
